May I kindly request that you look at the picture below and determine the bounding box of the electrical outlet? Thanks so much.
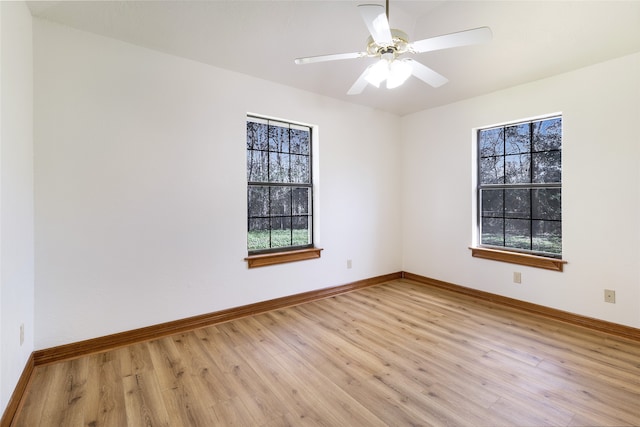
[20,324,24,346]
[347,259,353,269]
[513,272,522,284]
[604,289,616,304]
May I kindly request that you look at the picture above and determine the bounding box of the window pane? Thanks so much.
[532,220,561,254]
[269,152,290,183]
[292,216,311,246]
[270,187,291,217]
[481,189,503,218]
[292,187,310,215]
[505,123,530,154]
[290,154,310,184]
[479,128,504,157]
[505,153,531,183]
[269,123,290,153]
[247,149,268,182]
[505,189,530,219]
[248,218,270,251]
[532,151,561,183]
[270,217,292,248]
[533,117,562,151]
[481,217,504,246]
[290,127,310,155]
[480,157,504,184]
[532,188,561,221]
[246,120,268,150]
[505,219,531,250]
[248,186,269,217]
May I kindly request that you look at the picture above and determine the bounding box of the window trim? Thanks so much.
[475,115,563,262]
[470,247,566,272]
[245,247,323,269]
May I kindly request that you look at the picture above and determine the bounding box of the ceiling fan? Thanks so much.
[294,1,492,95]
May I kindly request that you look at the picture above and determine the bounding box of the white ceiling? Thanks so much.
[27,0,640,116]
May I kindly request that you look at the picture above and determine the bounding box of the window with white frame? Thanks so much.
[477,116,562,258]
[246,115,313,254]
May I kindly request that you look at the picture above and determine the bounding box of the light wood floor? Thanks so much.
[13,279,640,426]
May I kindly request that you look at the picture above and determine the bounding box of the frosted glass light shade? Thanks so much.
[364,59,389,87]
[386,60,412,89]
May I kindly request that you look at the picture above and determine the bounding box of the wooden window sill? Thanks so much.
[245,248,323,269]
[470,247,566,272]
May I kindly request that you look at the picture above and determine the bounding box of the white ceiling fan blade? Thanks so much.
[358,4,393,45]
[295,51,366,65]
[411,27,492,53]
[406,59,448,87]
[347,66,372,95]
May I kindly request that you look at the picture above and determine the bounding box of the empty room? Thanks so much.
[1,0,640,426]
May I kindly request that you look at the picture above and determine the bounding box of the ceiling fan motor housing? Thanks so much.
[366,29,410,58]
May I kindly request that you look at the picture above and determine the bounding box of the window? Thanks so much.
[477,116,562,259]
[246,116,314,255]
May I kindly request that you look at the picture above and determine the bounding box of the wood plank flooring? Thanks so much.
[12,279,640,426]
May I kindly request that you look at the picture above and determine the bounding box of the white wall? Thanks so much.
[33,19,402,349]
[0,1,35,413]
[401,53,640,328]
